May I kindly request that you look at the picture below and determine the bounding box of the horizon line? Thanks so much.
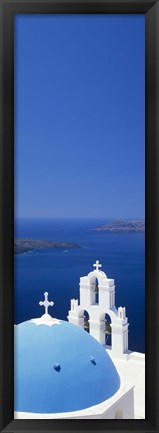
[14,216,145,220]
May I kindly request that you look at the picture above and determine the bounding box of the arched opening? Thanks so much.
[94,278,99,304]
[114,409,123,419]
[104,313,112,347]
[89,276,100,305]
[83,310,90,333]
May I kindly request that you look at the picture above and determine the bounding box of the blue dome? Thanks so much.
[14,320,120,414]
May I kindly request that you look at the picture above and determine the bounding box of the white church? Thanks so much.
[14,261,145,419]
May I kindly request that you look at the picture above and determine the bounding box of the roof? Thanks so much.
[14,319,120,414]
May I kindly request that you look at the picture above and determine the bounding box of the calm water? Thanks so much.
[14,218,145,353]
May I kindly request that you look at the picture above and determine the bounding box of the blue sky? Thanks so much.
[14,14,145,219]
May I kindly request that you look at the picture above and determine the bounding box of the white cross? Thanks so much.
[93,260,102,271]
[39,292,54,315]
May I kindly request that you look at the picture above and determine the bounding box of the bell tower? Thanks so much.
[68,261,129,358]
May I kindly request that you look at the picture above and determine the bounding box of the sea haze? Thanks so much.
[14,218,145,353]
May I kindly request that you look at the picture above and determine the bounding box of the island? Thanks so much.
[91,219,145,233]
[14,239,80,255]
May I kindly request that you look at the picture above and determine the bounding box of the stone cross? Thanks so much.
[39,292,54,315]
[93,260,102,271]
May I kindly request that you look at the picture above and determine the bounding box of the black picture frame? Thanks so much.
[0,0,159,432]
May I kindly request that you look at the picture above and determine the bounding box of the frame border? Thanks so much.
[0,1,159,432]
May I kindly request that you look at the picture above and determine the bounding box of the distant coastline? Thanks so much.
[91,219,145,233]
[14,239,80,255]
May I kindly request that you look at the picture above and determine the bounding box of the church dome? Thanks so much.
[14,314,120,414]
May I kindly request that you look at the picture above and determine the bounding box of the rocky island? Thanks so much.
[91,219,145,233]
[14,239,80,255]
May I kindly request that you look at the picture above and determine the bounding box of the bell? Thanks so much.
[84,320,89,329]
[104,322,111,335]
[94,282,99,293]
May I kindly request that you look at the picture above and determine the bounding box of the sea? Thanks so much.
[14,218,145,353]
